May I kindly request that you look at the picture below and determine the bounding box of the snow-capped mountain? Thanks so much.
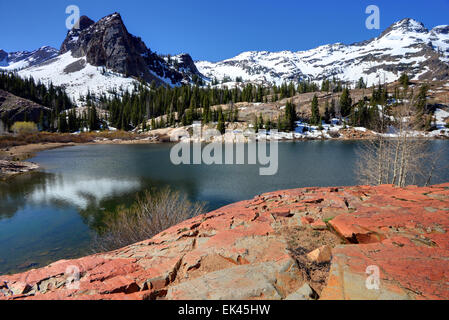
[0,46,59,71]
[4,16,449,106]
[196,19,449,86]
[58,13,202,85]
[14,13,204,104]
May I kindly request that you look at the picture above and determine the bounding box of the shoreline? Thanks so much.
[0,138,162,180]
[1,131,448,180]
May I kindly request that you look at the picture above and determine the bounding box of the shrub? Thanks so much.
[92,187,206,252]
[11,122,38,134]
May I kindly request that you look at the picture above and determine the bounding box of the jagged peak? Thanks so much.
[37,46,58,52]
[77,15,95,31]
[379,18,428,38]
[97,12,124,25]
[432,25,449,34]
[392,18,427,31]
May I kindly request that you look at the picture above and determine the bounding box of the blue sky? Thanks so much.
[1,0,448,61]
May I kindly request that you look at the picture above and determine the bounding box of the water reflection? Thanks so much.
[28,175,141,209]
[0,173,142,218]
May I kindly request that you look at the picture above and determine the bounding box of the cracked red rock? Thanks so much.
[0,184,448,300]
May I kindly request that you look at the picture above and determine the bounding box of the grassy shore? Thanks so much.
[0,131,160,161]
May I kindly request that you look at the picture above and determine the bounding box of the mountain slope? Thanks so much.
[18,51,138,104]
[0,47,59,71]
[196,19,449,86]
[0,89,50,124]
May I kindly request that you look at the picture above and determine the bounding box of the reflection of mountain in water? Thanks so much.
[0,170,204,232]
[0,172,141,222]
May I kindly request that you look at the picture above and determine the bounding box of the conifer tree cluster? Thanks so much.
[0,72,75,130]
[0,72,74,112]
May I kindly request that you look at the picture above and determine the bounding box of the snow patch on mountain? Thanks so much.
[18,52,138,104]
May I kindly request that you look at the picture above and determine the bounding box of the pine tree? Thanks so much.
[284,101,297,131]
[356,77,367,89]
[310,95,320,126]
[258,114,265,130]
[58,113,68,133]
[151,118,156,130]
[88,106,100,131]
[415,84,429,129]
[399,73,409,89]
[339,88,352,117]
[324,101,331,124]
[38,110,45,131]
[318,117,324,130]
[330,99,336,119]
[217,108,225,134]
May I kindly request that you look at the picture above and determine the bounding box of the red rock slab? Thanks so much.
[0,188,301,300]
[311,220,327,230]
[329,185,449,248]
[321,237,449,300]
[1,183,448,300]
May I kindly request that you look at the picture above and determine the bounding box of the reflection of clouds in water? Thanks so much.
[29,176,141,209]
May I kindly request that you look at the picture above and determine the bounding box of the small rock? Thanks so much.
[9,282,31,296]
[301,216,315,225]
[307,245,332,263]
[311,219,327,230]
[285,283,314,300]
[271,208,293,217]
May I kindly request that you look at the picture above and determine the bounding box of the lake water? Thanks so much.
[1,141,448,275]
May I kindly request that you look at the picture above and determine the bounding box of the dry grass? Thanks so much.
[0,131,140,149]
[92,187,206,252]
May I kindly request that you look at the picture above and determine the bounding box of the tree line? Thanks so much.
[0,72,75,131]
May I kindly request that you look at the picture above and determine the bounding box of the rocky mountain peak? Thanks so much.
[0,50,7,63]
[166,53,201,75]
[379,18,428,38]
[59,13,153,80]
[392,18,428,32]
[78,15,95,31]
[432,25,449,35]
[58,12,204,86]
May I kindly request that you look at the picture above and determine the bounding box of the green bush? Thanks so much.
[11,122,38,134]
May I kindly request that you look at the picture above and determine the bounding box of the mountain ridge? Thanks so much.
[2,15,448,105]
[0,46,59,71]
[196,18,449,86]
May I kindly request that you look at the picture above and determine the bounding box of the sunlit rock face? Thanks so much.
[59,13,203,86]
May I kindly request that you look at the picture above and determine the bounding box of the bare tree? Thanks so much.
[356,96,441,187]
[92,187,206,252]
